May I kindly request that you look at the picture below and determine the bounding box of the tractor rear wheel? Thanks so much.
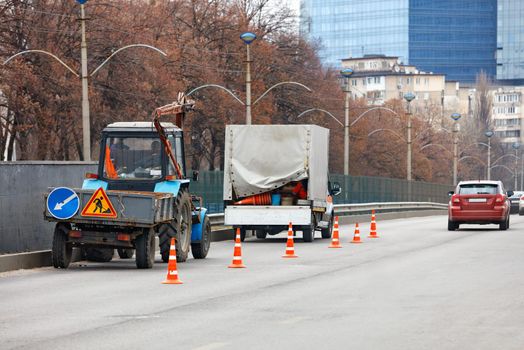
[159,190,192,263]
[85,248,114,262]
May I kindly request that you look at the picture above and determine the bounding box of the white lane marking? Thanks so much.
[192,342,229,350]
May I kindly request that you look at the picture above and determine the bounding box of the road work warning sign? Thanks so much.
[81,188,117,218]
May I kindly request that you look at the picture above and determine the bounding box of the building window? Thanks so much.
[416,78,421,85]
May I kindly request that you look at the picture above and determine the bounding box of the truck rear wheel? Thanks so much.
[117,248,134,259]
[255,230,267,239]
[321,216,333,239]
[191,216,211,259]
[159,190,192,263]
[85,248,114,262]
[302,224,315,242]
[52,223,72,269]
[136,228,155,269]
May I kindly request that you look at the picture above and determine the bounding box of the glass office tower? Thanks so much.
[300,0,497,83]
[496,0,524,84]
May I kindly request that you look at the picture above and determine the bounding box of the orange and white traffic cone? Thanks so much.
[368,209,379,238]
[228,228,246,268]
[162,237,183,284]
[282,222,298,258]
[350,223,362,244]
[328,216,342,248]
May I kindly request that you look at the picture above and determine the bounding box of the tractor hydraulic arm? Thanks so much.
[152,92,195,179]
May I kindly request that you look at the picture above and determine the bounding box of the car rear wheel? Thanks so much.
[447,220,459,231]
[499,215,509,230]
[519,208,524,216]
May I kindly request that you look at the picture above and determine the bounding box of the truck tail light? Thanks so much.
[69,230,82,238]
[85,172,98,179]
[117,234,131,241]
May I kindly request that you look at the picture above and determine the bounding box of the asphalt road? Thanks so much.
[2,215,524,350]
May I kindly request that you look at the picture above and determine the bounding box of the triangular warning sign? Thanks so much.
[81,187,117,218]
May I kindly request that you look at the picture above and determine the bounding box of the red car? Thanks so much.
[448,180,512,231]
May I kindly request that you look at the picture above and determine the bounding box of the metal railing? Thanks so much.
[333,202,447,215]
[207,202,447,226]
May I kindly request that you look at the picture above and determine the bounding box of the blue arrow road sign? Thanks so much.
[76,0,88,4]
[47,187,80,220]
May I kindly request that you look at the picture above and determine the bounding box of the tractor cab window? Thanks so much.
[104,137,163,180]
[167,135,185,177]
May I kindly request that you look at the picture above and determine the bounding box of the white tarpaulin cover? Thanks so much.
[223,125,329,201]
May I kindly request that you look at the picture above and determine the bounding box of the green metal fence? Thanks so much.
[329,174,452,205]
[190,171,452,213]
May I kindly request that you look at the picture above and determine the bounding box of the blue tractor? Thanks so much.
[44,94,211,268]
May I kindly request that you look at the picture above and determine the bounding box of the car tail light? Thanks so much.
[521,195,524,200]
[85,172,98,179]
[495,194,504,203]
[452,194,460,204]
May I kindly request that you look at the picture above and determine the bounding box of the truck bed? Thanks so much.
[44,188,174,227]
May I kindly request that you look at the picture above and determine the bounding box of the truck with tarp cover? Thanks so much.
[223,124,341,242]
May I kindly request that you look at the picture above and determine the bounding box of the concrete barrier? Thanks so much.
[0,161,97,254]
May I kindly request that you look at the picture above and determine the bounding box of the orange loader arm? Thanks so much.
[152,92,195,180]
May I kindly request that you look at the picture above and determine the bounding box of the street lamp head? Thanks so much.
[450,112,461,121]
[513,142,520,150]
[485,130,494,138]
[240,32,257,45]
[340,68,353,78]
[404,92,415,103]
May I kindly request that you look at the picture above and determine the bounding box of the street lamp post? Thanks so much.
[485,130,494,180]
[79,1,91,161]
[451,113,462,185]
[404,92,415,201]
[404,93,415,181]
[513,142,520,189]
[340,68,353,175]
[240,32,257,125]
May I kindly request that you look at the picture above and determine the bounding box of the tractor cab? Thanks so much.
[98,122,186,192]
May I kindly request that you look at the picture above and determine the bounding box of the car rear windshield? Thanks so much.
[458,184,499,195]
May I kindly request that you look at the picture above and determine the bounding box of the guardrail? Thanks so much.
[333,202,447,215]
[207,202,447,226]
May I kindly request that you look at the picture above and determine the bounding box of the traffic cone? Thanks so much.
[162,237,183,284]
[328,216,342,248]
[228,228,246,268]
[234,193,271,205]
[350,223,362,244]
[368,209,379,238]
[282,222,298,258]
